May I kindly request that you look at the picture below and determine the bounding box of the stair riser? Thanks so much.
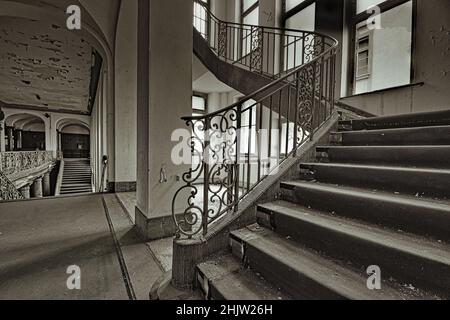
[318,147,450,169]
[230,234,347,300]
[332,126,450,146]
[281,185,450,242]
[257,208,450,296]
[301,164,450,198]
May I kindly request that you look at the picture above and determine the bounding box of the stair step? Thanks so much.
[346,109,450,131]
[332,125,450,146]
[280,180,450,241]
[300,163,450,198]
[316,146,450,169]
[256,201,450,297]
[230,225,439,300]
[197,254,291,300]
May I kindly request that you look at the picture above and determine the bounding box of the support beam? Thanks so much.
[136,0,193,240]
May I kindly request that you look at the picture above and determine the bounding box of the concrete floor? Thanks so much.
[0,194,164,300]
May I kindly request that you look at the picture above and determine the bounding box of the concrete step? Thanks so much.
[197,254,291,300]
[332,126,450,146]
[300,163,450,198]
[280,181,450,241]
[256,201,450,297]
[345,109,450,131]
[317,146,450,168]
[230,225,438,300]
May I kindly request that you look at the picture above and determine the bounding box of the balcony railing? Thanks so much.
[0,151,54,178]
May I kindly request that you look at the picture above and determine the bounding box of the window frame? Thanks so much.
[241,0,259,25]
[193,0,211,40]
[192,92,208,115]
[346,0,417,96]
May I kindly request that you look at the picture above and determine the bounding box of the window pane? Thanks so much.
[243,6,259,25]
[285,0,308,12]
[243,0,258,12]
[356,0,385,14]
[285,3,315,31]
[192,96,206,111]
[354,1,413,94]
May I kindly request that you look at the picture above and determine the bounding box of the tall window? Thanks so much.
[194,0,209,39]
[349,0,414,95]
[282,0,316,71]
[241,0,259,57]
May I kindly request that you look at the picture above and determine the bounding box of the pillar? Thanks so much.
[16,129,23,150]
[136,0,192,240]
[0,120,5,152]
[32,177,43,198]
[43,172,51,197]
[7,127,14,151]
[19,185,31,199]
[57,131,62,152]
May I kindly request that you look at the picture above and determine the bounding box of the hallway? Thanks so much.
[0,194,163,300]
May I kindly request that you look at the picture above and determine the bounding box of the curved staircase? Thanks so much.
[197,110,450,300]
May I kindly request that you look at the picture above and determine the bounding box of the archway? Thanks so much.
[58,121,91,159]
[5,113,46,151]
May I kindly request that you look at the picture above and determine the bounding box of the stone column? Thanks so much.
[16,129,23,150]
[57,131,62,152]
[32,177,43,198]
[0,120,5,152]
[7,127,14,151]
[19,185,31,199]
[43,172,51,197]
[136,0,192,240]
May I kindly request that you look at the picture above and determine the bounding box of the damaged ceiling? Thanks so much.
[0,16,95,113]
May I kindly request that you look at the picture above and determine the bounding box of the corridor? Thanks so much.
[0,194,163,300]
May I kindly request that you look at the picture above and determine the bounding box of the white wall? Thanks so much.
[354,1,412,94]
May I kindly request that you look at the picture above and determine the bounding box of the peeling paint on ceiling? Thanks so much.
[0,17,94,112]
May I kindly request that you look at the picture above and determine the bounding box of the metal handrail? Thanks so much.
[173,0,339,239]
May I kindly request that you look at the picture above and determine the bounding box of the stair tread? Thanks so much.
[198,254,291,300]
[259,200,450,266]
[335,125,450,135]
[232,225,438,300]
[282,180,450,209]
[301,162,450,173]
[318,145,450,150]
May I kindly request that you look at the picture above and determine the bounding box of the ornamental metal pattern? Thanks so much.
[1,151,54,176]
[0,170,24,201]
[217,22,227,59]
[250,26,263,72]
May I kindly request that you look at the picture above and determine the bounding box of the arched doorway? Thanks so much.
[59,123,91,159]
[5,114,46,151]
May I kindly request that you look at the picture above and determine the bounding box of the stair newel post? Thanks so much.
[202,117,211,237]
[293,71,300,151]
[234,104,242,212]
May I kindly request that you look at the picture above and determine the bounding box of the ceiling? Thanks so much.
[0,16,94,113]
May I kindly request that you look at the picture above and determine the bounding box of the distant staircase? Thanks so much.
[197,110,450,300]
[60,159,93,195]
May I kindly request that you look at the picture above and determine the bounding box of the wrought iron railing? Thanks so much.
[172,1,338,239]
[0,151,54,177]
[193,0,337,78]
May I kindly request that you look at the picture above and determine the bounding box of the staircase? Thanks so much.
[60,159,93,195]
[196,111,450,300]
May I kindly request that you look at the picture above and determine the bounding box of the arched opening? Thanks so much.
[59,122,91,159]
[5,113,46,151]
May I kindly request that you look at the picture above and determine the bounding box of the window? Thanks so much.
[240,99,257,155]
[194,0,209,39]
[355,29,371,79]
[282,0,316,71]
[192,94,207,114]
[349,0,414,95]
[241,0,259,57]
